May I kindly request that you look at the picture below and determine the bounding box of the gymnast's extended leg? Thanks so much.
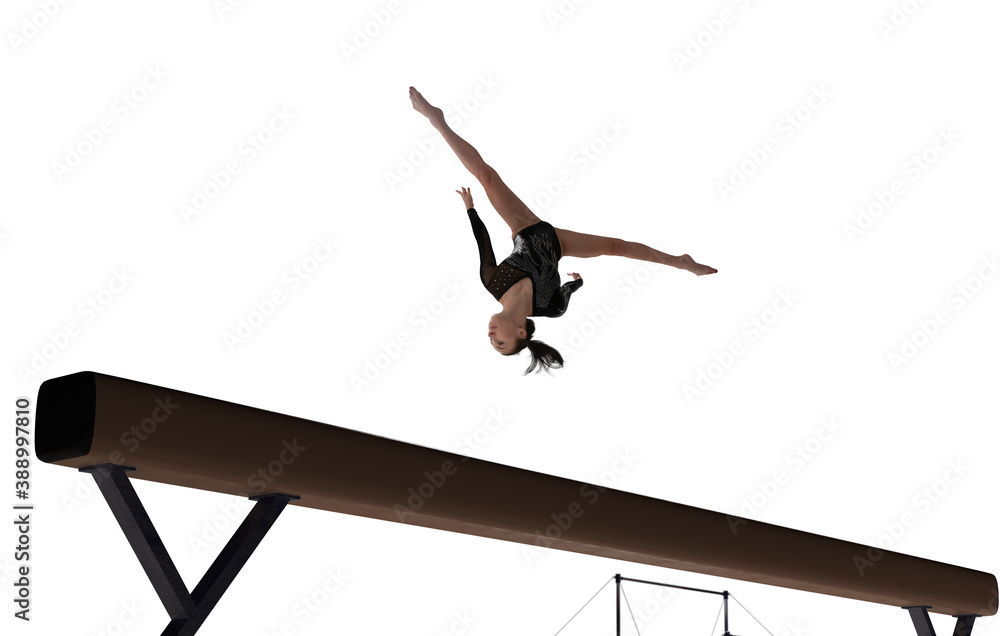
[410,86,540,238]
[554,227,717,275]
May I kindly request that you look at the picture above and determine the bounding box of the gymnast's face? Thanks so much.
[488,313,524,354]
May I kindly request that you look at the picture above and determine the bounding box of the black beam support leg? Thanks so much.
[952,615,977,636]
[80,463,299,636]
[906,606,937,636]
[903,606,980,636]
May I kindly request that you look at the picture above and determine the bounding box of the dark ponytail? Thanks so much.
[511,318,564,374]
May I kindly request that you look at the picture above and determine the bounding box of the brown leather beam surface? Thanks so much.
[36,371,996,616]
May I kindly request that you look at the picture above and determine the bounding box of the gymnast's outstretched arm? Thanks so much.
[458,187,497,288]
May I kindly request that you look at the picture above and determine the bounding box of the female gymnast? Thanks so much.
[410,86,716,374]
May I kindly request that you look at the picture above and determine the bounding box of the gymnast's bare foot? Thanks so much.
[409,86,444,123]
[677,254,717,276]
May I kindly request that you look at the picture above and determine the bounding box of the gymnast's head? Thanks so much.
[488,315,564,374]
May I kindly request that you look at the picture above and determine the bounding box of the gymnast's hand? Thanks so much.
[456,186,474,209]
[568,272,581,281]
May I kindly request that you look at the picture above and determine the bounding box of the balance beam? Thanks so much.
[37,371,996,627]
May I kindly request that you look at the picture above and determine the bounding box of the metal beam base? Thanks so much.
[80,463,299,636]
[903,606,979,636]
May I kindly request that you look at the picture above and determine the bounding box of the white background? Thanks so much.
[2,1,998,635]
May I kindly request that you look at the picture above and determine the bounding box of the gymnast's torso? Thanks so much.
[466,208,582,318]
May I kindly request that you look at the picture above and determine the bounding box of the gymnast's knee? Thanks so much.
[474,163,495,184]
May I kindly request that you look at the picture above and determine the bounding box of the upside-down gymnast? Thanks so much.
[410,86,717,374]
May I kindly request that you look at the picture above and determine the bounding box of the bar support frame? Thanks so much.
[615,573,621,636]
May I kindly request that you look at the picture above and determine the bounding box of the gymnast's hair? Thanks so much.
[506,318,564,374]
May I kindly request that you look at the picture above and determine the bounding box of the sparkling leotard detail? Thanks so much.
[467,208,582,318]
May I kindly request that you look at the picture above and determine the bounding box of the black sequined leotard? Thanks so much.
[466,207,583,318]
